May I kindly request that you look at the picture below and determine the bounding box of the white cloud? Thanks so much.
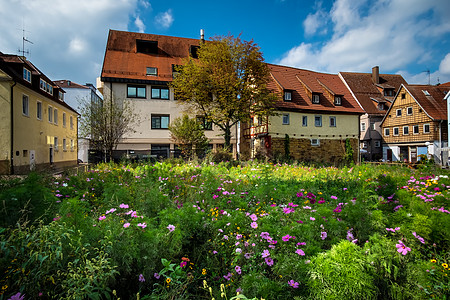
[439,53,450,75]
[135,16,146,33]
[303,7,328,36]
[279,0,450,80]
[69,37,88,55]
[155,9,174,29]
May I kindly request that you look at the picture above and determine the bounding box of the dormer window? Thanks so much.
[136,39,158,54]
[190,45,200,58]
[312,94,320,104]
[334,96,342,105]
[40,79,53,95]
[284,91,292,101]
[377,103,385,110]
[147,67,158,76]
[384,89,394,96]
[23,67,31,83]
[58,91,64,101]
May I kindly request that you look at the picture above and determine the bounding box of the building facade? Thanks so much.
[98,30,237,160]
[241,64,364,164]
[0,53,78,174]
[381,84,449,165]
[54,80,102,163]
[340,67,407,161]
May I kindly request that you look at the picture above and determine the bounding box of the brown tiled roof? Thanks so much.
[340,72,407,116]
[55,80,89,89]
[268,64,364,114]
[440,81,450,87]
[405,84,449,120]
[101,30,201,83]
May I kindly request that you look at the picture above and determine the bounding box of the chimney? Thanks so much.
[200,29,205,42]
[372,66,379,84]
[67,80,71,86]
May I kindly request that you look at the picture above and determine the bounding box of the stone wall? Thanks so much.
[271,136,358,164]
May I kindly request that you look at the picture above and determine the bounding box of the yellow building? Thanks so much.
[0,53,78,174]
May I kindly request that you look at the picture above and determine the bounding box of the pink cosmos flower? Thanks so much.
[288,280,299,288]
[282,234,292,242]
[154,272,160,279]
[262,249,270,258]
[119,203,129,209]
[310,217,315,221]
[250,214,258,221]
[396,240,411,255]
[137,222,147,229]
[98,215,106,221]
[331,195,338,200]
[251,222,258,229]
[139,274,145,282]
[180,261,187,268]
[295,248,305,256]
[321,231,327,240]
[167,224,175,232]
[123,222,130,228]
[265,257,274,266]
[235,265,242,274]
[412,232,425,244]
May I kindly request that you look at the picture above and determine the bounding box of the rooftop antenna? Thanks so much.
[18,24,33,58]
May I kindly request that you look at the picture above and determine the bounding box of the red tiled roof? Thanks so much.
[405,84,449,120]
[268,64,364,114]
[440,81,450,87]
[340,72,407,116]
[101,30,201,82]
[55,80,89,89]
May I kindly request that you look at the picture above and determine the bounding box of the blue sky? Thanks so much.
[1,0,449,86]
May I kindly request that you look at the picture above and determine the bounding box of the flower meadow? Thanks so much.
[0,162,449,299]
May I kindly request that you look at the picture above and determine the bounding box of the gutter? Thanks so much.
[10,80,16,175]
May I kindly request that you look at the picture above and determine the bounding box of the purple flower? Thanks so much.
[139,274,145,282]
[265,257,274,266]
[262,249,270,258]
[244,252,252,259]
[260,232,270,239]
[249,214,258,221]
[321,231,327,240]
[412,232,425,244]
[310,217,316,221]
[235,265,242,274]
[8,293,25,300]
[167,224,175,232]
[137,223,147,229]
[98,215,106,221]
[119,203,129,209]
[123,222,130,228]
[295,248,305,256]
[331,195,338,200]
[154,272,160,279]
[223,272,232,281]
[236,234,242,240]
[250,222,258,229]
[282,234,292,242]
[180,261,187,268]
[236,248,242,253]
[288,280,299,288]
[396,240,411,255]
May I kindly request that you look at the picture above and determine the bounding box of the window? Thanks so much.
[70,116,74,129]
[423,123,430,133]
[70,139,74,151]
[311,139,320,146]
[362,141,368,149]
[377,103,385,110]
[302,116,307,127]
[312,94,320,104]
[284,91,292,101]
[361,122,366,131]
[136,39,158,54]
[151,114,170,129]
[384,89,394,96]
[282,113,290,125]
[370,122,375,130]
[37,101,42,120]
[58,91,64,101]
[190,45,200,58]
[374,141,381,148]
[127,85,146,98]
[63,113,66,127]
[151,87,169,99]
[393,127,399,136]
[401,93,406,99]
[407,107,413,115]
[146,67,157,76]
[54,109,58,125]
[334,96,342,105]
[384,128,390,136]
[413,125,419,134]
[54,137,58,151]
[329,116,336,127]
[23,67,31,83]
[22,94,29,116]
[63,139,67,151]
[197,116,213,130]
[48,106,53,123]
[423,90,430,96]
[403,126,409,135]
[396,109,402,117]
[40,79,53,95]
[314,115,322,127]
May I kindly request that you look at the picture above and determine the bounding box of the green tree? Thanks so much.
[169,114,209,159]
[78,96,138,162]
[170,35,277,151]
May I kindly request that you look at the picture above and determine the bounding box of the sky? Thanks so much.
[1,0,449,87]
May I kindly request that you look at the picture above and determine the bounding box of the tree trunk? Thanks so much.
[224,126,232,152]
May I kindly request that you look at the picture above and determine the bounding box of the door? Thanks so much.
[410,147,417,163]
[49,147,53,165]
[387,149,392,161]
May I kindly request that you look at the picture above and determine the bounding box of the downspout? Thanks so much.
[358,114,361,164]
[10,80,16,175]
[439,120,443,166]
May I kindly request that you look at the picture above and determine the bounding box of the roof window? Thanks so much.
[136,39,158,54]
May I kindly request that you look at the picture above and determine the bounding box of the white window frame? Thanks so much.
[393,127,399,136]
[407,106,413,115]
[282,113,290,125]
[403,126,409,135]
[54,109,58,125]
[314,115,322,127]
[48,106,53,123]
[370,122,375,130]
[23,67,31,83]
[22,94,29,116]
[329,116,336,127]
[63,138,67,151]
[302,115,307,127]
[312,94,320,104]
[311,139,320,146]
[361,122,366,131]
[284,91,292,101]
[37,101,42,120]
[54,136,58,151]
[63,112,66,127]
[147,67,158,76]
[334,96,342,105]
[384,128,390,136]
[423,123,430,133]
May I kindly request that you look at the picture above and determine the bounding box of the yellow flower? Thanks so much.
[431,259,437,263]
[442,263,449,269]
[202,268,207,275]
[166,277,171,284]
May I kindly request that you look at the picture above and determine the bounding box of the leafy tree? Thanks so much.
[170,35,277,151]
[78,96,138,162]
[169,114,209,159]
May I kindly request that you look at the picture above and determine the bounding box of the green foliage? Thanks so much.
[308,240,377,300]
[343,138,354,165]
[169,114,210,159]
